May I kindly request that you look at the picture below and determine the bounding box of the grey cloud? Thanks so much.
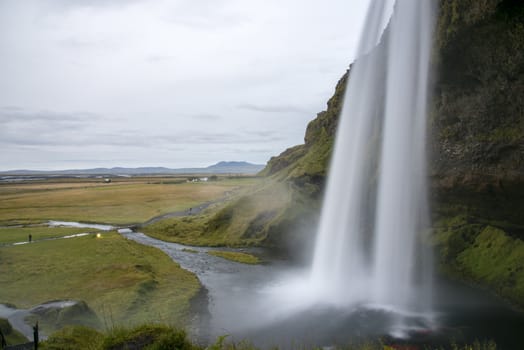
[237,104,308,114]
[0,107,100,122]
[0,108,106,146]
[158,130,285,145]
[145,55,177,63]
[189,114,223,121]
[164,14,245,30]
[160,0,247,30]
[41,0,142,11]
[1,106,23,112]
[230,147,274,154]
[57,37,112,50]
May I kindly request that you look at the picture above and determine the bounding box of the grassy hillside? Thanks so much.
[143,0,524,305]
[0,232,200,331]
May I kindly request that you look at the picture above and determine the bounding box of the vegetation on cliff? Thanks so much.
[142,0,524,305]
[431,0,524,307]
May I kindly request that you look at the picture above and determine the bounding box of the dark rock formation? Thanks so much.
[258,0,524,305]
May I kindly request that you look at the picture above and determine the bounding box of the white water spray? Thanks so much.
[310,0,435,327]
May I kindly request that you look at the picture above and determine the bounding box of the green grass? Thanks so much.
[102,324,195,350]
[434,220,524,308]
[457,226,524,304]
[0,226,98,245]
[207,251,260,264]
[40,325,104,350]
[0,178,260,225]
[142,179,292,247]
[0,231,200,329]
[39,324,499,350]
[0,318,28,345]
[40,324,197,350]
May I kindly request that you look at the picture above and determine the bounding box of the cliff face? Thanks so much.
[258,0,524,304]
[430,0,524,307]
[152,0,523,303]
[433,0,524,219]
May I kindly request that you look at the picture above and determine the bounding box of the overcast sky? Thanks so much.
[0,0,370,170]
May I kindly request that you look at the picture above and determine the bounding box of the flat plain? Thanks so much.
[0,175,260,333]
[0,176,259,225]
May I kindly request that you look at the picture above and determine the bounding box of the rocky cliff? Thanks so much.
[259,0,524,305]
[149,0,524,306]
[430,0,524,308]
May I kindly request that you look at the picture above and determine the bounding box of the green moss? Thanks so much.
[259,145,307,177]
[435,221,524,308]
[207,251,260,264]
[457,226,524,304]
[288,127,333,180]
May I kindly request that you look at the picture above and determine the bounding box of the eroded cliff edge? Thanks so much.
[261,0,524,306]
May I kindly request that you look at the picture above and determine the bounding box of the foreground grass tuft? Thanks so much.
[103,324,195,350]
[0,318,27,345]
[40,324,198,350]
[41,325,103,350]
[39,324,499,350]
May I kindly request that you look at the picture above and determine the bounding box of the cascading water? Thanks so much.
[310,0,436,330]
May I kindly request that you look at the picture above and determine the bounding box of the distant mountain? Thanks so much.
[0,161,265,176]
[205,161,265,174]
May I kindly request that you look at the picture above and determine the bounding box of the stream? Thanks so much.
[121,230,524,349]
[2,222,524,349]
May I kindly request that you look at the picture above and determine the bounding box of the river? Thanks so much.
[121,230,524,349]
[2,223,523,349]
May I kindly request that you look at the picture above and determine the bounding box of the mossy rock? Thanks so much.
[27,300,101,336]
[0,317,28,345]
[435,222,524,308]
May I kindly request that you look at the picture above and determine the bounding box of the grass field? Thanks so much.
[0,176,261,337]
[0,226,99,245]
[207,251,260,264]
[0,231,201,329]
[0,177,260,225]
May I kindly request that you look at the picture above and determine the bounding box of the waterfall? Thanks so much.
[310,0,435,327]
